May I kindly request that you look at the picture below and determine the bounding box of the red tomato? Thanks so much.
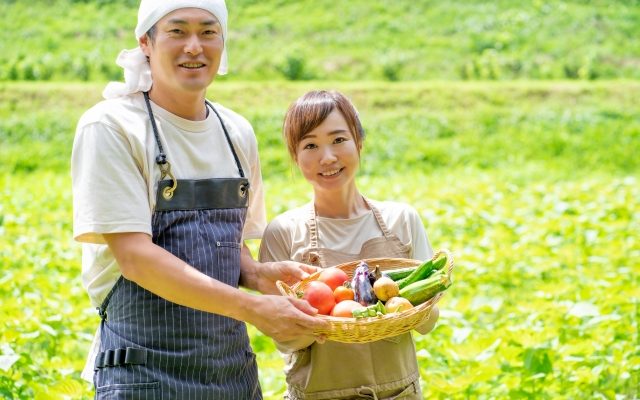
[318,268,350,292]
[333,285,355,303]
[303,281,336,315]
[330,300,365,318]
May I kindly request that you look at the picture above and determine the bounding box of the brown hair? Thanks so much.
[283,90,365,160]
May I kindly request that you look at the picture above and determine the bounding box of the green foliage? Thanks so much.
[2,0,640,82]
[2,81,638,179]
[1,80,639,398]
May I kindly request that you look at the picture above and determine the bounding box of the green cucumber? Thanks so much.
[399,271,452,306]
[382,267,417,282]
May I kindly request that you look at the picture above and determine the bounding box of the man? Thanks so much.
[71,1,327,398]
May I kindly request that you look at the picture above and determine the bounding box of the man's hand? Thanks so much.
[244,294,330,342]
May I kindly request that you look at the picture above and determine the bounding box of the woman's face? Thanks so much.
[295,109,360,193]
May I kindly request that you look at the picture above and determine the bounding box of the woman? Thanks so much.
[259,90,439,399]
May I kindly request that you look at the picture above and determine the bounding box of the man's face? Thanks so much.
[139,8,223,96]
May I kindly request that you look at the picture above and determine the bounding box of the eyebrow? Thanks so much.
[166,18,221,27]
[301,129,349,140]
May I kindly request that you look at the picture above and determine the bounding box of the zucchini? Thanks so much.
[397,253,448,289]
[399,271,452,306]
[382,267,417,282]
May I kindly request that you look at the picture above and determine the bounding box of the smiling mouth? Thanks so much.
[179,62,206,69]
[320,168,343,177]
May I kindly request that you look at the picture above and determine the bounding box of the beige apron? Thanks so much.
[284,199,422,400]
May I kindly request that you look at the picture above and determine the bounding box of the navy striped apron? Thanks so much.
[92,92,262,399]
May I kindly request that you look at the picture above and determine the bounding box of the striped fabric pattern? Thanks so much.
[95,207,262,399]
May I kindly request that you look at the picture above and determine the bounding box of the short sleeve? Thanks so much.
[258,217,294,263]
[72,121,152,244]
[407,206,433,261]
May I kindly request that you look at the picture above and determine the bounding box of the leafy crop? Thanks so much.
[1,81,639,398]
[2,1,640,82]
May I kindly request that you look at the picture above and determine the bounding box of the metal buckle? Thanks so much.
[159,161,177,200]
[239,182,248,198]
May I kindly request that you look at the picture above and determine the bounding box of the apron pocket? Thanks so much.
[216,241,241,248]
[96,381,159,400]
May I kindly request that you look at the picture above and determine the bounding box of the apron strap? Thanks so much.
[142,93,248,203]
[308,203,319,249]
[363,198,393,239]
[307,197,392,266]
[97,276,125,320]
[207,101,246,178]
[307,204,321,264]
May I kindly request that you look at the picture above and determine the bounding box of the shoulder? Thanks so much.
[263,204,314,241]
[265,205,310,234]
[77,94,146,133]
[208,102,254,136]
[367,199,420,220]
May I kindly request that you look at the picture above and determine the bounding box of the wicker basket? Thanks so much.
[276,249,454,343]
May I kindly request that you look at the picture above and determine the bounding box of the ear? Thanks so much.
[139,35,151,57]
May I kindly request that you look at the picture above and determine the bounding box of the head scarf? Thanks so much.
[103,0,228,99]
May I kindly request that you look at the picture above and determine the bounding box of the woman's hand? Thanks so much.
[414,305,440,335]
[256,260,321,295]
[240,244,320,294]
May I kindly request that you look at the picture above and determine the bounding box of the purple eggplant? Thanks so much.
[351,261,377,306]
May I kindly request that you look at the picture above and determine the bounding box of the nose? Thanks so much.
[319,147,337,165]
[184,35,203,55]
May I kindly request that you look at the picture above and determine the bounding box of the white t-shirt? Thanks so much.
[73,93,267,382]
[259,199,432,264]
[72,92,267,308]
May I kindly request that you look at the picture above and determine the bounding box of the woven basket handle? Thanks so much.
[276,280,297,297]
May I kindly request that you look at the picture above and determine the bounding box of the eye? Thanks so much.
[334,136,349,144]
[303,143,317,150]
[169,28,183,34]
[203,23,222,36]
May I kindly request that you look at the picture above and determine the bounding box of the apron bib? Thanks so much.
[285,200,422,400]
[92,93,261,399]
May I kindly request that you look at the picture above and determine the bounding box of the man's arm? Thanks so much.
[104,232,328,342]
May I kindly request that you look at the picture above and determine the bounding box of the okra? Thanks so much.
[397,253,448,289]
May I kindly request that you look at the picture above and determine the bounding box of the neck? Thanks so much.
[148,86,208,121]
[313,187,368,219]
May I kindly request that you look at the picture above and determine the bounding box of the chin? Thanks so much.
[179,80,212,92]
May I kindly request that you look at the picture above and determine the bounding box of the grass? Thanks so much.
[2,0,640,82]
[0,80,638,398]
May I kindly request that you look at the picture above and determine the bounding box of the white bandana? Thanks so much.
[103,0,228,99]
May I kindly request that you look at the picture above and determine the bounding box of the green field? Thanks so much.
[1,80,639,399]
[2,0,640,82]
[2,0,640,398]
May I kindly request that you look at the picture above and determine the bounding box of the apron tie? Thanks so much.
[356,381,418,399]
[356,386,379,400]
